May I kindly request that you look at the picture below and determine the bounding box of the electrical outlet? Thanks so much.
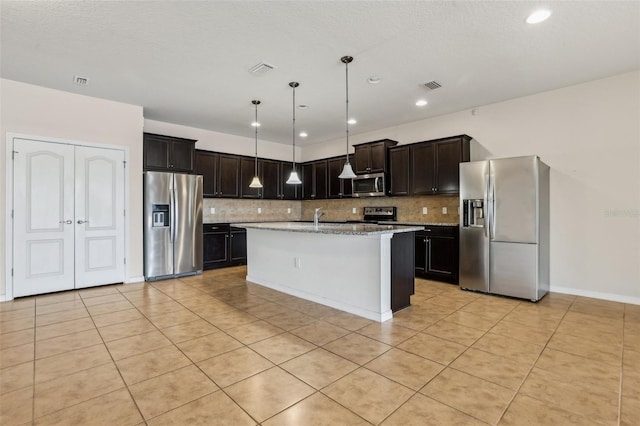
[422,207,428,215]
[442,207,448,214]
[257,207,262,214]
[287,207,291,214]
[210,207,216,214]
[294,257,301,268]
[352,207,357,214]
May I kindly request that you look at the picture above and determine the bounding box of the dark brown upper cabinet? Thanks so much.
[302,160,328,200]
[410,135,471,195]
[260,159,280,200]
[327,155,353,198]
[195,150,240,198]
[240,157,262,199]
[280,162,302,200]
[388,146,410,196]
[353,139,398,174]
[143,133,195,173]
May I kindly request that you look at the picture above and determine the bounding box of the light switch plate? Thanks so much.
[210,207,216,214]
[352,207,357,214]
[257,207,262,214]
[422,207,428,215]
[442,207,448,214]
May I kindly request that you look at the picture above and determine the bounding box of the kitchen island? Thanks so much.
[232,222,422,321]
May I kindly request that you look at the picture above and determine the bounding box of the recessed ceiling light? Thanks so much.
[526,9,551,24]
[347,118,357,125]
[251,122,260,127]
[367,76,382,84]
[298,105,309,110]
[416,99,428,107]
[299,132,308,138]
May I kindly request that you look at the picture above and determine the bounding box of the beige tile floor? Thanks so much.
[1,266,638,425]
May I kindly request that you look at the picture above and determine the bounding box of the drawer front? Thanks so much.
[203,223,230,233]
[419,226,457,237]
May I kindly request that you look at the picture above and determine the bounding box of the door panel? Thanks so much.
[490,241,538,300]
[173,174,203,275]
[490,157,538,243]
[13,139,75,297]
[75,146,125,288]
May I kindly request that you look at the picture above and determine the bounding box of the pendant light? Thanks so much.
[249,100,263,188]
[286,82,302,184]
[338,55,357,179]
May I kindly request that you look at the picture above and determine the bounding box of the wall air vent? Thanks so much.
[73,75,89,86]
[248,62,275,76]
[424,81,442,90]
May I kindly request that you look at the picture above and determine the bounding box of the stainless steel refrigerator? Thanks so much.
[144,171,203,281]
[459,156,549,301]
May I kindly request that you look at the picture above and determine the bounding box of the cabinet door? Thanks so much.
[327,158,344,198]
[389,146,410,196]
[240,157,262,198]
[195,151,217,197]
[369,143,387,173]
[426,235,458,280]
[170,140,195,172]
[230,229,247,262]
[218,155,240,198]
[143,135,170,170]
[281,163,300,200]
[314,161,328,199]
[261,160,280,199]
[354,145,371,173]
[415,233,427,274]
[203,232,229,267]
[411,143,436,195]
[434,140,462,194]
[302,163,314,199]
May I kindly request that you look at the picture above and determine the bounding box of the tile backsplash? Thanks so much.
[204,195,459,224]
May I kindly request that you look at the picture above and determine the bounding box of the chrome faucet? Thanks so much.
[313,208,325,227]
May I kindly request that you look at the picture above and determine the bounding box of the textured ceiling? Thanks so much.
[1,1,639,146]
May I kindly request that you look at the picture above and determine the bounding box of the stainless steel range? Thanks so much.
[362,206,397,223]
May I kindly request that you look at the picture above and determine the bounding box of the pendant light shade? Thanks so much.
[249,100,263,188]
[339,55,357,179]
[286,82,302,185]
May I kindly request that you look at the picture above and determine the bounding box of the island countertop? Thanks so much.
[232,221,423,235]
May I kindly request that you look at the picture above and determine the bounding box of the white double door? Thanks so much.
[13,138,125,297]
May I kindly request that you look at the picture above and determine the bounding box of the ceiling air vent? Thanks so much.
[73,75,89,86]
[423,81,442,90]
[248,62,275,76]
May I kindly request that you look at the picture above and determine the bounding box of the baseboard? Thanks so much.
[550,285,640,306]
[0,294,8,302]
[125,276,145,284]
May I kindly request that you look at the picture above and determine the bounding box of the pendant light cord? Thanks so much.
[345,59,349,164]
[254,102,259,176]
[292,85,296,167]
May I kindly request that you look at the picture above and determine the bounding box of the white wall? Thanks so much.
[304,71,640,303]
[144,119,301,163]
[0,79,145,296]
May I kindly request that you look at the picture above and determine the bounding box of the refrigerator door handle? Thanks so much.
[489,176,496,240]
[483,173,490,238]
[169,178,175,244]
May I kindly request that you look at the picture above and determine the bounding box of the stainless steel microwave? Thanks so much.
[352,172,386,197]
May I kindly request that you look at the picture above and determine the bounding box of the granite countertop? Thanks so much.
[383,221,458,227]
[231,221,424,236]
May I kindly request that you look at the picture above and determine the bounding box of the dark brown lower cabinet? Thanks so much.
[203,224,247,270]
[415,226,459,283]
[391,231,415,312]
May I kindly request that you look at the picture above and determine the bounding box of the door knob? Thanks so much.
[77,220,89,224]
[59,220,72,224]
